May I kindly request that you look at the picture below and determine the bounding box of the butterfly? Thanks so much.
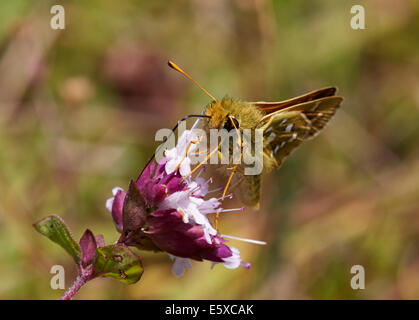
[167,61,343,209]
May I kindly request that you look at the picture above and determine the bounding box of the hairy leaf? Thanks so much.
[33,215,81,263]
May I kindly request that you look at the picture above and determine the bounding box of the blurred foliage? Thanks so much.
[0,0,418,299]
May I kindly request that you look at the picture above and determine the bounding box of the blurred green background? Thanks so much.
[0,0,418,299]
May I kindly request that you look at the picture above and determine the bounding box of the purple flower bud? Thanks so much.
[79,229,97,268]
[106,188,126,233]
[95,234,105,248]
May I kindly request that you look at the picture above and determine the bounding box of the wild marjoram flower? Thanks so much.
[106,129,265,277]
[33,127,265,300]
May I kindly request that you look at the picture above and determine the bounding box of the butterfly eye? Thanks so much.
[224,116,240,131]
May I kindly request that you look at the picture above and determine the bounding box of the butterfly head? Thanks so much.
[204,98,243,130]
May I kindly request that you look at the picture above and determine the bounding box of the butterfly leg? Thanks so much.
[215,163,239,230]
[226,173,245,193]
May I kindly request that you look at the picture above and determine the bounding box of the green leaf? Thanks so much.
[33,215,81,263]
[93,244,143,284]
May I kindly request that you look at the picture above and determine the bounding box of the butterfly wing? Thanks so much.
[230,111,311,208]
[258,111,312,169]
[251,87,337,113]
[274,96,343,138]
[231,173,262,208]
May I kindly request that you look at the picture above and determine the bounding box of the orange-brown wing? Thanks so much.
[258,111,312,170]
[251,87,337,115]
[272,96,343,138]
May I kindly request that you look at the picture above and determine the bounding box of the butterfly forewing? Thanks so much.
[251,87,337,113]
[259,111,311,169]
[274,96,343,138]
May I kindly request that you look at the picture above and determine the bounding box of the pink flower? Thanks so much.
[105,130,263,276]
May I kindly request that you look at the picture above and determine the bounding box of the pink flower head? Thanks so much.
[105,129,262,276]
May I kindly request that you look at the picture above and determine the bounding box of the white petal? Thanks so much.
[106,197,114,213]
[112,187,123,196]
[193,211,209,225]
[206,223,217,236]
[194,177,209,196]
[179,158,191,177]
[185,203,202,221]
[165,147,177,159]
[188,181,198,189]
[182,212,189,224]
[222,247,241,269]
[165,158,179,174]
[198,198,221,214]
[203,228,212,244]
[160,191,188,210]
[171,256,192,277]
[189,196,204,206]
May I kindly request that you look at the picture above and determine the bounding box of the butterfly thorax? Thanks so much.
[204,97,264,130]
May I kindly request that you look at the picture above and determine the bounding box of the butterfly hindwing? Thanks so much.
[258,111,311,169]
[231,173,262,208]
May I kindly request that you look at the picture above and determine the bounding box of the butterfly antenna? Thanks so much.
[168,60,217,102]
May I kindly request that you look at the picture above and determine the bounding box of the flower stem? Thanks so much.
[60,274,87,300]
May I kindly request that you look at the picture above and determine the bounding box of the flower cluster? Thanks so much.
[106,130,256,276]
